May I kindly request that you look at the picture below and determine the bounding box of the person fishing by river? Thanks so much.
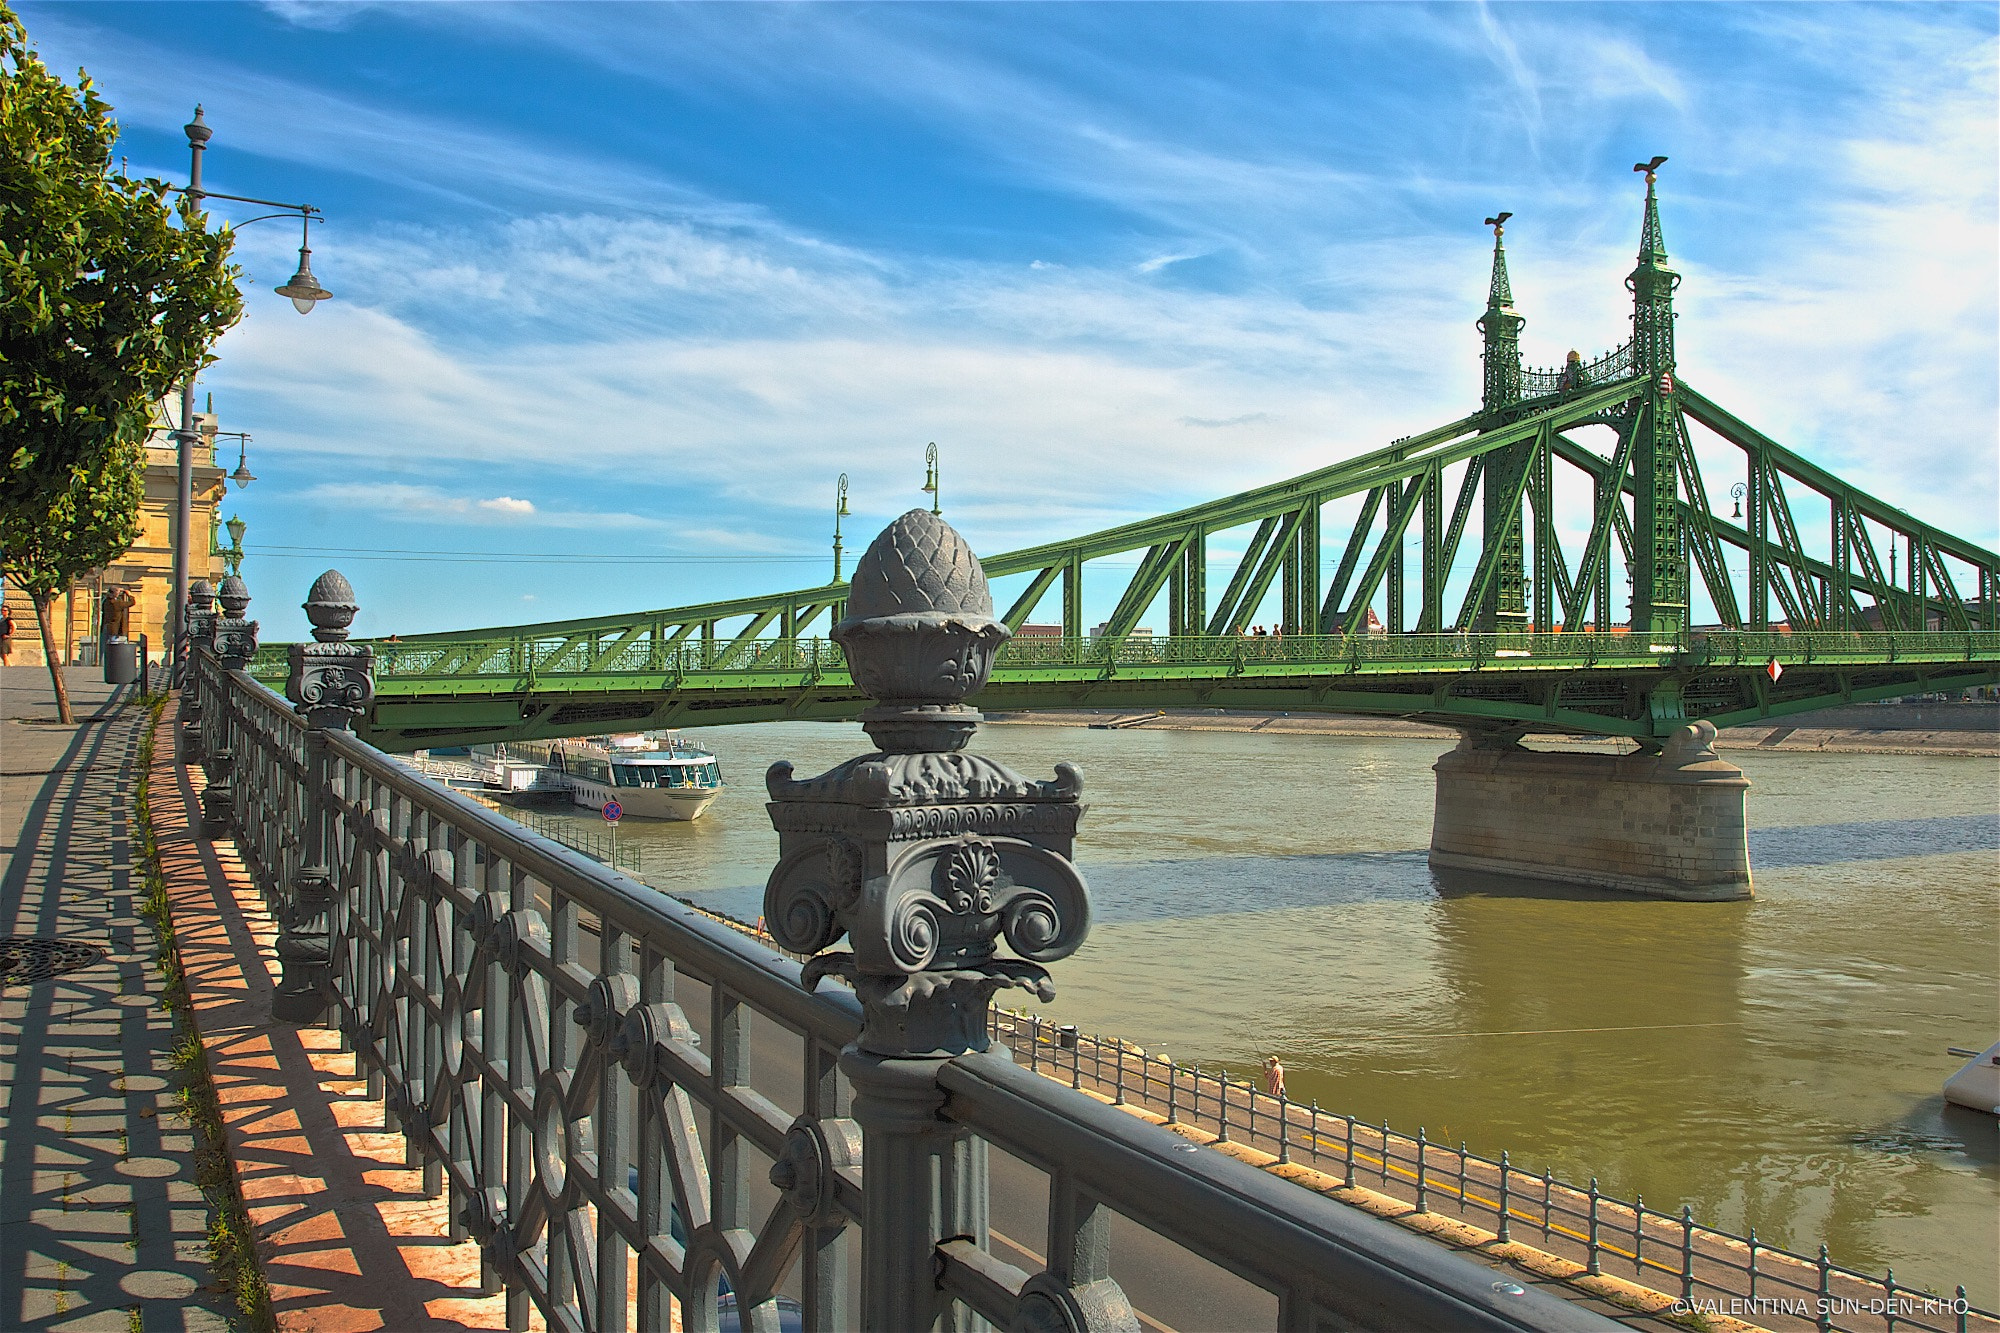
[1262,1054,1286,1099]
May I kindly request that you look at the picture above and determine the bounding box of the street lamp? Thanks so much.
[213,430,256,489]
[832,473,851,582]
[1729,481,1746,520]
[274,212,333,314]
[167,106,327,683]
[224,514,247,577]
[921,442,941,515]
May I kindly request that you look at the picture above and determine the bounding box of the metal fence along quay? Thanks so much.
[987,1012,1996,1333]
[179,551,1994,1333]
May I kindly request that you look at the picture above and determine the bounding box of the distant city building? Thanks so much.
[1089,623,1154,640]
[1013,623,1064,640]
[2,398,240,667]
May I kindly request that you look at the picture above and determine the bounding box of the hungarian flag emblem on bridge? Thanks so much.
[1659,371,1674,394]
[1766,658,1784,682]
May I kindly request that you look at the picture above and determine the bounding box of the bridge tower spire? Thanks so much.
[1478,213,1528,630]
[1627,156,1687,642]
[1478,212,1523,414]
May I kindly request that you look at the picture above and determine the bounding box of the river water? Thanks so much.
[513,721,2000,1305]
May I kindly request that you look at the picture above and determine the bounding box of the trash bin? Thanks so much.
[1058,1024,1079,1050]
[103,638,139,685]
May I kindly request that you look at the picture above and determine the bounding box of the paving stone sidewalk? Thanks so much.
[1,665,236,1331]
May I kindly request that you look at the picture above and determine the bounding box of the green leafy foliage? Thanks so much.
[0,0,242,516]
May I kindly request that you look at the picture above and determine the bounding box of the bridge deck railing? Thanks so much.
[192,643,1621,1333]
[246,629,2000,688]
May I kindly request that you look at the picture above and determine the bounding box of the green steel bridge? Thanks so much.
[254,173,1999,751]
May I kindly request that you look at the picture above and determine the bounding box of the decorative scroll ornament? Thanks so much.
[768,510,1094,1056]
[286,569,374,731]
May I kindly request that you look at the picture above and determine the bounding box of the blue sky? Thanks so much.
[20,1,1999,641]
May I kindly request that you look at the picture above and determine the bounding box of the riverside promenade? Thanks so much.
[1,668,234,1331]
[2,669,511,1332]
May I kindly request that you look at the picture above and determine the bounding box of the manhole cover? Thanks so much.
[0,937,106,985]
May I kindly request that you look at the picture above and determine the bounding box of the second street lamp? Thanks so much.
[167,106,329,682]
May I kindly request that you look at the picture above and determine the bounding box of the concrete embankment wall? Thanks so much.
[984,702,2000,756]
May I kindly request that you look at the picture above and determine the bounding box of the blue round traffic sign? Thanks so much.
[602,800,622,823]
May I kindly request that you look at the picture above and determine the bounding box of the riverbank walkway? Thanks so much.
[2,669,511,1332]
[1,668,236,1330]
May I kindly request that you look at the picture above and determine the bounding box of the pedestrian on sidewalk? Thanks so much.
[1262,1054,1286,1099]
[1,605,14,663]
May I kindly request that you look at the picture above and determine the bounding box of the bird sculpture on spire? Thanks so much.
[1483,211,1513,238]
[1633,155,1668,184]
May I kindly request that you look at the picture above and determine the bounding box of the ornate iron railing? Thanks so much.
[245,630,2000,691]
[1521,342,1638,399]
[188,562,1627,1333]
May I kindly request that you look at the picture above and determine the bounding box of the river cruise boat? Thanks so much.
[478,733,725,821]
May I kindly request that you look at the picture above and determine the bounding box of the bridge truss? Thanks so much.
[272,175,1998,750]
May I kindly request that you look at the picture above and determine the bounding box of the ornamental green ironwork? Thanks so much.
[247,165,1997,751]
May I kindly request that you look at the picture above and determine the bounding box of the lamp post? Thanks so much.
[223,514,247,577]
[921,441,941,515]
[832,473,851,582]
[167,106,328,683]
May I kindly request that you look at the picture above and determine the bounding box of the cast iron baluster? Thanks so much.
[1685,1209,1699,1308]
[1884,1268,1897,1333]
[1498,1151,1511,1242]
[1748,1226,1758,1299]
[1415,1129,1427,1213]
[1542,1169,1553,1241]
[1166,1060,1177,1124]
[1587,1178,1601,1275]
[1277,1091,1289,1164]
[1217,1071,1230,1143]
[1633,1192,1643,1275]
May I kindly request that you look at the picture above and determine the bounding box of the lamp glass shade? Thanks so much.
[231,460,256,489]
[274,245,331,314]
[226,514,246,547]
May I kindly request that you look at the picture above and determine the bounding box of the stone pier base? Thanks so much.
[1429,720,1752,901]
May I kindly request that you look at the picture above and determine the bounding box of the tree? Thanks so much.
[1,439,143,720]
[0,1,242,718]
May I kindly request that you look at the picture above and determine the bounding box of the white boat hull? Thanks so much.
[566,773,720,822]
[1944,1041,2000,1115]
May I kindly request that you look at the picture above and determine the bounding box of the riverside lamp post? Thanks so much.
[167,106,330,682]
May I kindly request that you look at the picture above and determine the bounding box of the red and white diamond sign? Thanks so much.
[1766,658,1784,683]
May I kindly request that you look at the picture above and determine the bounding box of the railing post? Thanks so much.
[1497,1150,1511,1242]
[1415,1128,1428,1213]
[1277,1092,1289,1164]
[177,579,216,758]
[275,570,374,1025]
[1684,1208,1697,1307]
[198,575,259,839]
[1584,1176,1600,1272]
[1217,1071,1229,1143]
[1814,1245,1832,1333]
[1165,1059,1177,1124]
[766,511,1099,1332]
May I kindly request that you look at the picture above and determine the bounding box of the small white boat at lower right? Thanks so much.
[1943,1041,2000,1115]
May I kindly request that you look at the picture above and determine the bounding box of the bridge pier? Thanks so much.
[1429,721,1752,901]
